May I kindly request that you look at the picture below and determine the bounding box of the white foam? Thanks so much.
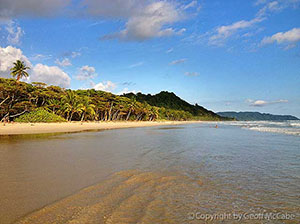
[289,121,300,127]
[220,120,300,136]
[245,127,300,136]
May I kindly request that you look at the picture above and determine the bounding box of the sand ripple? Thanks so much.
[16,170,203,224]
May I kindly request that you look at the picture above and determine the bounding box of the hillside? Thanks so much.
[0,78,228,122]
[123,91,226,120]
[217,111,299,121]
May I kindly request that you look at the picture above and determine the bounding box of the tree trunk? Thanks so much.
[112,110,119,120]
[126,110,131,121]
[81,112,85,122]
[1,113,9,122]
[0,96,10,106]
[42,98,45,106]
[17,73,21,81]
[69,112,74,122]
[10,109,27,118]
[136,113,142,121]
[108,103,113,121]
[104,111,108,121]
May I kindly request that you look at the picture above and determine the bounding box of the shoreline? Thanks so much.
[0,121,203,136]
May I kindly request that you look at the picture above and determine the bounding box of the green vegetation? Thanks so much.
[2,56,295,124]
[123,91,227,120]
[0,60,230,123]
[0,77,230,122]
[15,109,66,123]
[217,111,299,121]
[10,60,30,81]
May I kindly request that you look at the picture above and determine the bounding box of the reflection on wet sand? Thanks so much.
[1,124,299,224]
[17,170,202,224]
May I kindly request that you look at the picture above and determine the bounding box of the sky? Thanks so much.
[0,0,299,117]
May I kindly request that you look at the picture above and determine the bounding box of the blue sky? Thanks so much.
[0,0,299,117]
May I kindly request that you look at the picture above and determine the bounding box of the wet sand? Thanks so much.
[0,121,201,135]
[1,123,299,224]
[16,170,203,224]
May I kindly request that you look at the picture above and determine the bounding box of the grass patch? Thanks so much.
[15,109,66,123]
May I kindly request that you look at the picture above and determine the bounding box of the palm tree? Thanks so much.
[80,96,95,121]
[126,98,138,121]
[62,91,83,121]
[10,60,30,81]
[47,99,62,114]
[148,106,159,121]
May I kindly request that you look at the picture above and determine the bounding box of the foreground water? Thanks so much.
[0,122,299,223]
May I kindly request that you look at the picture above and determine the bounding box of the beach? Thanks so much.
[0,121,202,135]
[1,122,299,224]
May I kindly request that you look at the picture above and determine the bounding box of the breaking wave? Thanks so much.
[221,120,300,136]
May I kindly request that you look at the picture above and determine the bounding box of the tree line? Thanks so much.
[0,60,227,122]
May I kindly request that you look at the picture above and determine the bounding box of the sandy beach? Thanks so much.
[0,121,201,135]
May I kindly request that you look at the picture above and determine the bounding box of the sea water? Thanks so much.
[0,122,299,223]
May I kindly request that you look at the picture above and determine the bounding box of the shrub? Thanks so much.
[15,109,66,123]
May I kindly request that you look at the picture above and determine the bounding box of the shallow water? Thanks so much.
[0,123,299,223]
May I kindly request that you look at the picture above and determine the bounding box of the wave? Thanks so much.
[245,127,300,136]
[289,121,300,127]
[219,120,300,136]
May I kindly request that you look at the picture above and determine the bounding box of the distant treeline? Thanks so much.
[0,78,229,122]
[217,111,299,121]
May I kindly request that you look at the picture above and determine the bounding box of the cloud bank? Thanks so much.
[0,0,198,41]
[261,27,300,48]
[31,64,71,88]
[0,46,71,87]
[93,81,116,91]
[0,46,31,78]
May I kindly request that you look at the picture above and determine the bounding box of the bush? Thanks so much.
[15,109,66,123]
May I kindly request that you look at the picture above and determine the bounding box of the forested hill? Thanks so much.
[122,91,224,119]
[217,111,299,121]
[0,78,229,122]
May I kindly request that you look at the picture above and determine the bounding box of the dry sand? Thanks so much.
[0,121,201,135]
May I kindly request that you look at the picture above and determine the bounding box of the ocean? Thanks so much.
[0,121,299,223]
[220,120,300,136]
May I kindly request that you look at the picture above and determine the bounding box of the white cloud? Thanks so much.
[83,0,147,18]
[0,45,71,87]
[117,88,138,95]
[71,51,81,58]
[1,0,192,41]
[182,1,198,10]
[76,65,97,80]
[93,81,116,92]
[31,64,71,88]
[30,54,52,61]
[169,58,187,65]
[122,81,135,86]
[261,28,300,48]
[206,0,300,47]
[166,48,174,53]
[256,0,300,17]
[55,58,72,67]
[0,45,31,78]
[185,72,199,77]
[0,0,70,20]
[257,1,283,17]
[5,21,24,45]
[209,17,264,45]
[128,61,144,68]
[100,1,185,41]
[249,99,288,107]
